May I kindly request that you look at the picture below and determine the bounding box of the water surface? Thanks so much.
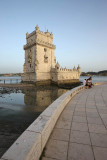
[80,76,107,83]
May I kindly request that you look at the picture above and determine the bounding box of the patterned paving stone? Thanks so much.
[50,128,70,141]
[62,109,74,115]
[88,124,107,134]
[98,109,107,114]
[42,157,57,160]
[70,130,91,145]
[74,111,86,117]
[93,146,107,160]
[55,120,71,129]
[71,122,88,132]
[100,114,107,119]
[86,112,100,118]
[86,108,98,113]
[75,107,85,112]
[87,117,103,125]
[68,143,94,160]
[103,118,107,125]
[44,139,68,160]
[59,112,73,122]
[90,133,107,147]
[86,105,96,108]
[73,116,87,123]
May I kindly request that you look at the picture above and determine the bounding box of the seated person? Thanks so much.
[88,77,93,88]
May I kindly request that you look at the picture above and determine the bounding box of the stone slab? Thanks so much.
[50,128,70,141]
[68,143,94,160]
[93,146,107,160]
[90,133,107,147]
[87,117,103,125]
[42,157,57,160]
[70,130,91,145]
[73,116,87,123]
[55,119,71,129]
[74,111,86,117]
[88,124,107,134]
[44,139,68,160]
[71,122,88,132]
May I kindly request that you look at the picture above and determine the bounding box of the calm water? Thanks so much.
[0,85,68,157]
[80,76,107,83]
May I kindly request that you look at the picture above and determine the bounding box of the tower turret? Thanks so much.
[55,62,60,70]
[77,65,81,73]
[35,25,39,31]
[73,66,76,71]
[26,32,29,39]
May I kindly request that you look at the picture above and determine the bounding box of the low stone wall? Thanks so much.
[0,85,85,160]
[94,81,107,85]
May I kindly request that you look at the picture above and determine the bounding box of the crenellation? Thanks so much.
[22,25,81,83]
[27,31,36,39]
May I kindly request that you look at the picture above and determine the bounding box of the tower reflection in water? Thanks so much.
[23,86,68,113]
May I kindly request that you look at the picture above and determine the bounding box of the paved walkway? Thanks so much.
[41,84,107,160]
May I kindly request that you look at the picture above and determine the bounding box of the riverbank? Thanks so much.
[0,83,34,88]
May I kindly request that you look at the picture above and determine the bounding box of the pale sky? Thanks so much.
[0,0,107,73]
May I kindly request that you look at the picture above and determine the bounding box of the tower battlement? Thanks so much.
[24,25,55,50]
[26,25,53,39]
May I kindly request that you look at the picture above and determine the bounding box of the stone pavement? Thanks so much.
[41,84,107,160]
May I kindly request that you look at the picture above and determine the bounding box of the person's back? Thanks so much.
[88,77,92,88]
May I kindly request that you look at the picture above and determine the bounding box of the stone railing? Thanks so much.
[0,85,85,160]
[94,81,107,85]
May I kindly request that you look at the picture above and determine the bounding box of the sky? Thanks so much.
[0,0,107,73]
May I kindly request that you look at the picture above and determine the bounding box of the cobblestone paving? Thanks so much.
[41,84,107,160]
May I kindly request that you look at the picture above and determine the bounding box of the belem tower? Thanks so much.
[21,25,81,84]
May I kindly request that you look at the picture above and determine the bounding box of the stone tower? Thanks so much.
[21,25,56,82]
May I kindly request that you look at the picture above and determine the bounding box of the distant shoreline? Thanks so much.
[81,75,107,76]
[0,73,22,77]
[81,70,107,76]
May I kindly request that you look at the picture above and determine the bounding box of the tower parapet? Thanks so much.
[24,25,55,50]
[77,65,81,73]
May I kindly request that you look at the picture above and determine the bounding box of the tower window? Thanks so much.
[44,57,48,63]
[44,48,47,52]
[30,64,31,68]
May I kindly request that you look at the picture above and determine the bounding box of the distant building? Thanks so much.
[21,25,81,84]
